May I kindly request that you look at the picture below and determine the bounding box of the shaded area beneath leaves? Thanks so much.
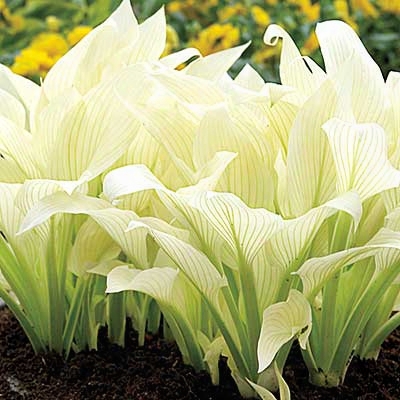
[0,307,398,399]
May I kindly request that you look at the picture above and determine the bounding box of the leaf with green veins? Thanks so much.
[297,228,400,299]
[191,191,284,266]
[324,118,400,201]
[257,289,312,373]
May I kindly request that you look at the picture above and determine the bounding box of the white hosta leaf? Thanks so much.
[134,227,227,303]
[47,79,141,183]
[387,72,400,167]
[254,191,362,310]
[107,266,198,337]
[103,164,165,204]
[178,151,237,194]
[266,100,298,159]
[89,209,150,268]
[110,266,180,304]
[0,183,23,239]
[381,188,400,214]
[317,21,388,128]
[17,191,110,235]
[338,52,387,126]
[0,65,40,126]
[88,260,129,277]
[123,100,198,173]
[263,24,325,95]
[316,20,379,77]
[0,183,38,261]
[324,118,400,201]
[217,75,267,106]
[13,178,89,241]
[192,192,284,265]
[68,218,121,276]
[247,362,291,400]
[43,0,138,97]
[297,228,400,298]
[160,48,201,69]
[32,87,82,165]
[140,216,189,240]
[285,78,337,216]
[234,64,265,92]
[197,334,226,386]
[257,290,312,373]
[151,68,225,106]
[127,7,166,63]
[0,117,40,182]
[0,88,26,128]
[106,265,143,293]
[157,190,225,266]
[184,43,250,82]
[268,191,362,266]
[193,104,276,209]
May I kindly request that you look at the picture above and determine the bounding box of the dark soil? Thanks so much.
[0,307,398,399]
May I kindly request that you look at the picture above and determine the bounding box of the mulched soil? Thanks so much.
[0,307,398,399]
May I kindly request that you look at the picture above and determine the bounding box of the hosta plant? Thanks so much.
[0,0,207,355]
[0,1,400,399]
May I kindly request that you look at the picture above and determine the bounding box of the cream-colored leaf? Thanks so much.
[257,290,312,372]
[234,64,265,91]
[127,7,166,63]
[324,118,400,201]
[89,208,150,268]
[285,78,337,216]
[143,229,227,303]
[103,164,165,204]
[316,20,379,77]
[193,103,275,209]
[0,89,26,128]
[184,43,250,81]
[160,48,201,69]
[17,191,110,235]
[68,218,121,276]
[297,228,400,298]
[263,24,325,95]
[192,191,284,265]
[106,265,143,293]
[43,0,138,97]
[0,117,40,182]
[46,79,141,183]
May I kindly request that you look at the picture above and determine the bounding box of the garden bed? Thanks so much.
[0,307,398,400]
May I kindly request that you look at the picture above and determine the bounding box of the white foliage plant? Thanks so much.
[0,0,399,398]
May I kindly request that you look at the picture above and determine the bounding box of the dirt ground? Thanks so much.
[0,307,398,399]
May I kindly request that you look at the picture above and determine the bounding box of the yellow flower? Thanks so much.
[30,33,69,60]
[251,5,270,28]
[217,4,247,21]
[377,0,400,14]
[351,0,379,17]
[167,1,183,13]
[301,31,319,55]
[46,15,61,32]
[189,23,240,56]
[265,0,278,5]
[334,0,359,31]
[0,0,6,12]
[67,26,92,47]
[162,24,180,57]
[296,0,320,21]
[1,5,25,32]
[11,48,54,77]
[7,14,25,31]
[252,44,281,65]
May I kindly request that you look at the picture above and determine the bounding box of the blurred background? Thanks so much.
[0,0,399,83]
